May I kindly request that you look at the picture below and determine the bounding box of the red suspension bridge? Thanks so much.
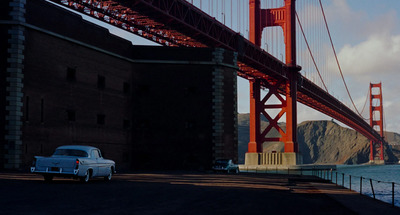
[49,0,385,163]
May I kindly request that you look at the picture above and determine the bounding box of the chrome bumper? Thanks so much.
[31,167,79,175]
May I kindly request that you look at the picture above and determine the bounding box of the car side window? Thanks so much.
[92,150,100,159]
[97,150,102,158]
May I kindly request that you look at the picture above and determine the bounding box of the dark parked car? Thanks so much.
[212,159,239,173]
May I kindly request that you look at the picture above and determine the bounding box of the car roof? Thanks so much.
[56,145,99,153]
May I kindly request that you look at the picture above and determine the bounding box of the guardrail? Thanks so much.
[239,166,399,208]
[313,169,400,208]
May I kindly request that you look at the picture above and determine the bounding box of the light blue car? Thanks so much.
[31,145,116,183]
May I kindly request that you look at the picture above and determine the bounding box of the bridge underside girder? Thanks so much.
[49,0,382,144]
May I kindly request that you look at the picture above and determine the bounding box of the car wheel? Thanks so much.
[44,175,53,182]
[104,168,112,181]
[80,170,90,183]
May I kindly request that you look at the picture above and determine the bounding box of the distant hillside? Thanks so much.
[385,131,400,145]
[384,131,400,160]
[237,113,399,164]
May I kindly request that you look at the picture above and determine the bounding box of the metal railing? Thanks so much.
[239,166,319,176]
[313,169,400,208]
[239,166,399,208]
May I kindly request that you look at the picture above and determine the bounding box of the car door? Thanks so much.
[94,149,107,176]
[90,149,101,177]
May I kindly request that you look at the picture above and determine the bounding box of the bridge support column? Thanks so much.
[285,69,297,153]
[245,0,302,166]
[369,83,385,164]
[245,79,261,165]
[247,79,261,154]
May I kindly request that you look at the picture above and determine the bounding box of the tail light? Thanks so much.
[75,159,79,169]
[73,159,80,175]
[30,158,37,173]
[31,158,36,167]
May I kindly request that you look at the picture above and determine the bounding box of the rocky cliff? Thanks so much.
[238,114,399,164]
[386,131,400,159]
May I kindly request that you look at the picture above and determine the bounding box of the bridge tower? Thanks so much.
[246,0,302,165]
[369,83,385,163]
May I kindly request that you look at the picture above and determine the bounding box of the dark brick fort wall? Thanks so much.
[130,47,238,170]
[0,1,12,168]
[0,0,238,170]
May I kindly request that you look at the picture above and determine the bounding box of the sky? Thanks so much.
[297,0,400,133]
[69,0,400,133]
[238,0,400,134]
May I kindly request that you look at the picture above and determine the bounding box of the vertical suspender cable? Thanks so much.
[360,87,369,118]
[208,0,210,15]
[224,1,226,26]
[246,0,249,39]
[273,0,276,56]
[277,0,280,59]
[319,0,362,115]
[210,0,213,17]
[231,1,232,28]
[306,0,309,78]
[238,0,240,32]
[242,0,244,36]
[216,0,218,20]
[245,0,247,38]
[240,0,242,35]
[296,12,328,92]
[301,0,305,77]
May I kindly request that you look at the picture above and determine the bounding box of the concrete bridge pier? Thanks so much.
[245,152,302,166]
[369,159,385,165]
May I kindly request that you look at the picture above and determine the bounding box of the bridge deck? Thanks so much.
[49,0,381,143]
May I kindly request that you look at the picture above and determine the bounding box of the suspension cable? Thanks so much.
[296,12,328,92]
[318,0,363,116]
[360,86,370,120]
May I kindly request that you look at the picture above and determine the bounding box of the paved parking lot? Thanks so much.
[0,172,398,215]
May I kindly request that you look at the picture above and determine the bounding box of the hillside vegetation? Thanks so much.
[238,114,399,164]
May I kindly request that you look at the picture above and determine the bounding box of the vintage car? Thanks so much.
[31,145,116,182]
[212,159,239,173]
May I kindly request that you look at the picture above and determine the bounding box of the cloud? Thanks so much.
[338,34,400,79]
[320,0,400,133]
[328,25,400,131]
[333,33,400,132]
[325,0,399,44]
[324,0,366,42]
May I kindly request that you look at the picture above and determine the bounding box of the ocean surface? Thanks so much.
[331,165,400,207]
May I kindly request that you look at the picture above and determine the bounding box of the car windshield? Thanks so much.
[53,149,88,157]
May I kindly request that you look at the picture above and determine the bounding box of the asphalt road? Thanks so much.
[0,172,398,215]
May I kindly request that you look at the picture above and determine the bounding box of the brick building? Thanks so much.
[0,0,238,170]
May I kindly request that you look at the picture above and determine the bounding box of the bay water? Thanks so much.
[331,164,400,207]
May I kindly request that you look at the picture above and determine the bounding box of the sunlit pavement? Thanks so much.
[0,172,399,215]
